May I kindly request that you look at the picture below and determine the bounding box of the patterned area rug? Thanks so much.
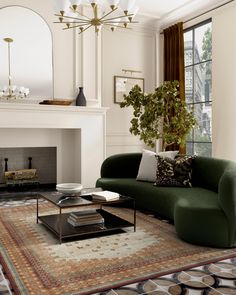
[0,201,235,295]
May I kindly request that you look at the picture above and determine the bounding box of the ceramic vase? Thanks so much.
[76,87,86,106]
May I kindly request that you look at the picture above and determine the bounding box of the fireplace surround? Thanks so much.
[0,103,108,187]
[0,147,57,187]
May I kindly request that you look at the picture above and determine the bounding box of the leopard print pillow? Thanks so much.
[154,155,195,187]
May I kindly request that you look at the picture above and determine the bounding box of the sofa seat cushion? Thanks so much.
[96,178,220,220]
[174,197,229,247]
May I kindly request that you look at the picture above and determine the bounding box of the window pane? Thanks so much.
[194,142,212,157]
[184,30,193,66]
[194,23,212,64]
[186,130,193,141]
[204,62,212,103]
[187,104,194,141]
[194,61,212,103]
[184,20,212,157]
[185,66,193,103]
[186,142,193,155]
[193,103,212,142]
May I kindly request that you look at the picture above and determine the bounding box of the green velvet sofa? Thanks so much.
[96,153,236,248]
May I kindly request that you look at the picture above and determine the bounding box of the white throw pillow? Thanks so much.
[136,149,179,182]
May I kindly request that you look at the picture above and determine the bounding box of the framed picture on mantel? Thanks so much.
[114,76,144,104]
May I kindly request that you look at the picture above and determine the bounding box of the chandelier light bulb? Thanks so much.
[87,0,99,6]
[56,0,70,15]
[10,85,16,92]
[70,0,82,4]
[106,0,120,10]
[119,0,136,14]
[70,0,82,11]
[128,5,139,21]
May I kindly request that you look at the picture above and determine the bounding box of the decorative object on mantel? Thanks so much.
[0,38,29,100]
[114,75,144,104]
[39,99,73,105]
[54,0,139,34]
[76,87,87,106]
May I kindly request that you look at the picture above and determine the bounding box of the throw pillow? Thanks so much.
[136,149,179,182]
[154,155,195,187]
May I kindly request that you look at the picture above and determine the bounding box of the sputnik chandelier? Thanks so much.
[0,38,29,100]
[54,0,139,34]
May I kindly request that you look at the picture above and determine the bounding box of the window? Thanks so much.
[184,20,212,156]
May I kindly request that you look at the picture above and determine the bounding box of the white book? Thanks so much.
[92,190,120,201]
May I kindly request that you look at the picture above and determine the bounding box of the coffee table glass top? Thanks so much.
[39,188,133,208]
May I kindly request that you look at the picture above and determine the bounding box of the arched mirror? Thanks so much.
[0,6,53,99]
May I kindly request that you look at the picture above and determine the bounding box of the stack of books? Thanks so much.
[92,190,120,201]
[67,209,104,227]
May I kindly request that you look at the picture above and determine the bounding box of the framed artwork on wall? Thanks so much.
[114,76,144,104]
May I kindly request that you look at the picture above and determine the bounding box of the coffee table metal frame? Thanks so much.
[37,188,136,244]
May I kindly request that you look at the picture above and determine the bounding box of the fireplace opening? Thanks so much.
[0,147,56,191]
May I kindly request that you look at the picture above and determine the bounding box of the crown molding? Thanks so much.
[159,0,233,30]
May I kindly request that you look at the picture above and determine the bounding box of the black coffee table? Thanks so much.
[37,188,136,243]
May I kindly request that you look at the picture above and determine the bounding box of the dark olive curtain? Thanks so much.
[163,22,185,153]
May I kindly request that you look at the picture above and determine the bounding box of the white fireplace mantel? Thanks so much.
[0,103,108,187]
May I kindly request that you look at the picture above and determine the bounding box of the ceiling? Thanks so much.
[135,0,233,25]
[136,0,193,18]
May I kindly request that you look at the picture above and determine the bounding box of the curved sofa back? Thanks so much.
[192,156,236,192]
[101,153,142,178]
[101,153,236,192]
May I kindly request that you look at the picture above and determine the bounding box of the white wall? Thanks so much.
[0,0,101,106]
[0,0,157,157]
[102,28,156,156]
[212,1,236,161]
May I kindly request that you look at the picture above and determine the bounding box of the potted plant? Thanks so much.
[120,80,196,151]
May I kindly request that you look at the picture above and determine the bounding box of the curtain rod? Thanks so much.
[160,0,235,34]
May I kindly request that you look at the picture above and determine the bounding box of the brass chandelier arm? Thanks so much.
[78,24,93,34]
[104,14,134,22]
[55,14,88,22]
[7,40,11,89]
[103,21,139,24]
[72,9,91,21]
[54,21,90,24]
[93,4,98,19]
[99,7,119,21]
[63,23,89,30]
[102,23,132,29]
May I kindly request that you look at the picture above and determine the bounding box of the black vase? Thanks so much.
[76,87,87,106]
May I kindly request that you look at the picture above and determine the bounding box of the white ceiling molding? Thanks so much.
[135,0,192,19]
[158,0,233,30]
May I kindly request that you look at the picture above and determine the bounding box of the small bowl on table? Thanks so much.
[56,183,83,196]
